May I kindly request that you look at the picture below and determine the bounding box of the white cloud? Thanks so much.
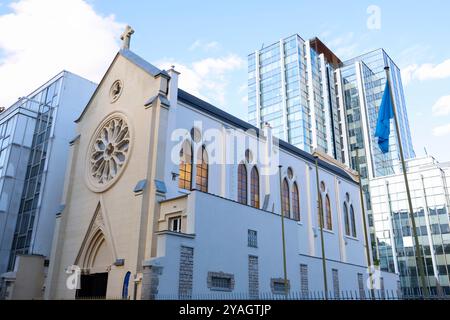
[321,32,359,60]
[433,123,450,137]
[432,95,450,116]
[0,0,124,108]
[189,40,220,52]
[157,54,245,106]
[402,59,450,86]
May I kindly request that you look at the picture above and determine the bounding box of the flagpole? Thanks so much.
[314,155,328,299]
[384,66,429,298]
[355,147,375,298]
[278,166,289,297]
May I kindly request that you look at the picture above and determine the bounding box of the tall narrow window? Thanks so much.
[326,195,332,230]
[238,163,248,205]
[281,179,290,218]
[318,193,324,228]
[344,203,350,236]
[179,140,193,190]
[292,182,300,221]
[350,205,357,237]
[196,146,208,192]
[250,166,260,209]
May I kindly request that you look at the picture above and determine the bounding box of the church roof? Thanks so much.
[177,89,357,184]
[120,49,170,78]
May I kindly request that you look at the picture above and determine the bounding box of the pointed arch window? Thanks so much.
[292,182,300,221]
[325,194,333,230]
[318,193,324,228]
[238,163,248,205]
[281,178,290,218]
[250,166,260,209]
[350,205,357,237]
[196,146,208,192]
[344,203,350,236]
[179,140,193,190]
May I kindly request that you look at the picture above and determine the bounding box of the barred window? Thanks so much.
[196,146,208,192]
[325,194,333,230]
[248,230,258,248]
[238,163,248,205]
[292,182,300,221]
[250,166,260,209]
[211,277,231,290]
[281,179,290,218]
[179,141,193,190]
[344,202,350,236]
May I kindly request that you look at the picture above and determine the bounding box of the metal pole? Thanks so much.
[314,156,328,299]
[355,148,375,297]
[384,66,429,298]
[278,166,288,297]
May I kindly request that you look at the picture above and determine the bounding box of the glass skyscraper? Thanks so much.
[248,35,346,163]
[340,49,416,262]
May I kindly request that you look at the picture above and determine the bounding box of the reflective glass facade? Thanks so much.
[371,157,450,294]
[340,49,416,263]
[8,77,63,270]
[0,102,38,274]
[248,35,343,160]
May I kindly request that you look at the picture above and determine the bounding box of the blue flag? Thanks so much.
[375,81,394,154]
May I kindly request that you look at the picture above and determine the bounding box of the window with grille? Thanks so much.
[332,269,340,299]
[248,230,258,248]
[211,277,231,290]
[358,273,366,299]
[207,272,234,292]
[271,278,290,295]
[300,264,309,296]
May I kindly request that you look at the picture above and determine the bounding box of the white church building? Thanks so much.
[45,30,399,300]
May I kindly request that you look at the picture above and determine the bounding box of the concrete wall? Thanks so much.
[151,191,399,297]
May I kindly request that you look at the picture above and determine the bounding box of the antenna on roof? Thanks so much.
[261,43,264,50]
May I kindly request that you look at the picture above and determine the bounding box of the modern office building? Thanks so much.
[248,35,347,163]
[370,156,450,295]
[45,46,399,300]
[340,49,416,261]
[0,71,96,299]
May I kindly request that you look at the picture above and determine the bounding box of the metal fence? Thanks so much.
[154,290,450,301]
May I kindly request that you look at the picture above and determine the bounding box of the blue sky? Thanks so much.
[1,0,450,161]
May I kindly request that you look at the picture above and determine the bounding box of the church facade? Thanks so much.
[45,47,399,300]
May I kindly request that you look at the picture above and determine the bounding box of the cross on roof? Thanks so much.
[120,25,134,50]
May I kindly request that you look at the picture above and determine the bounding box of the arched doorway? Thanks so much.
[76,230,113,299]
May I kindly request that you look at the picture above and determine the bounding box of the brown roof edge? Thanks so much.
[310,37,342,67]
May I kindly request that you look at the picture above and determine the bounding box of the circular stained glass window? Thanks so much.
[87,114,131,192]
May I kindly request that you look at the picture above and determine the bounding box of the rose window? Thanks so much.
[89,116,130,186]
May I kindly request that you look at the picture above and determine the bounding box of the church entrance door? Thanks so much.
[76,273,108,299]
